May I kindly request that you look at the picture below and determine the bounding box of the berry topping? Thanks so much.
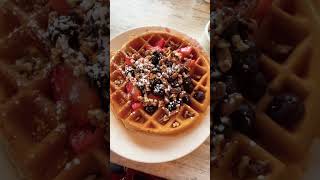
[230,103,255,136]
[183,77,195,94]
[126,82,142,102]
[152,84,165,97]
[121,37,201,118]
[267,94,305,128]
[239,72,267,102]
[125,56,133,65]
[150,51,161,65]
[193,90,205,102]
[187,59,196,69]
[144,105,158,115]
[179,46,193,57]
[182,95,191,105]
[131,102,142,111]
[167,101,179,112]
[155,38,166,48]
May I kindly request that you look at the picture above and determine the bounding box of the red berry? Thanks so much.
[131,102,142,111]
[125,82,141,101]
[125,56,133,65]
[188,60,196,68]
[179,46,193,57]
[126,82,134,93]
[131,87,141,101]
[155,38,166,48]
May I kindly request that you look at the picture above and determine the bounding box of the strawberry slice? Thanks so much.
[125,56,133,66]
[69,127,103,154]
[179,46,193,57]
[131,87,141,101]
[49,0,73,14]
[155,38,166,48]
[131,102,142,111]
[125,82,134,93]
[125,82,141,102]
[145,39,166,51]
[188,60,196,69]
[51,65,100,126]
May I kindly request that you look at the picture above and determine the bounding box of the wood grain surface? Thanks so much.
[110,0,210,179]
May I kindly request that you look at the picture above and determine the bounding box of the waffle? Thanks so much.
[212,0,320,179]
[110,31,210,135]
[0,0,109,180]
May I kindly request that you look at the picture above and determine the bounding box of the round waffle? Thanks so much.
[212,0,320,179]
[0,0,109,180]
[110,31,210,135]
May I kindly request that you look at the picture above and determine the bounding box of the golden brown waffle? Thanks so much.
[212,0,320,179]
[0,0,108,179]
[110,31,210,135]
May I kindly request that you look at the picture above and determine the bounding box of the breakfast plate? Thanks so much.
[110,26,210,163]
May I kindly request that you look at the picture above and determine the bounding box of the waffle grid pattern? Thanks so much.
[213,0,320,179]
[0,0,108,180]
[110,32,210,134]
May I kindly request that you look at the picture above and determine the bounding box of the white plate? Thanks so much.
[110,26,210,163]
[205,21,210,43]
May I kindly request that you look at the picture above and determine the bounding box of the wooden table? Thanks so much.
[110,0,210,179]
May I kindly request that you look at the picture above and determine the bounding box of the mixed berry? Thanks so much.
[267,93,305,129]
[121,38,202,121]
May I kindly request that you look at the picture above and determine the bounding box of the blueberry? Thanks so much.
[137,84,145,95]
[223,75,238,95]
[230,103,255,136]
[182,95,191,105]
[167,101,177,111]
[170,78,180,88]
[144,105,158,115]
[232,45,260,79]
[183,77,195,94]
[150,51,161,65]
[193,90,205,102]
[151,78,162,86]
[68,31,80,50]
[240,72,267,102]
[267,94,305,128]
[152,84,165,97]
